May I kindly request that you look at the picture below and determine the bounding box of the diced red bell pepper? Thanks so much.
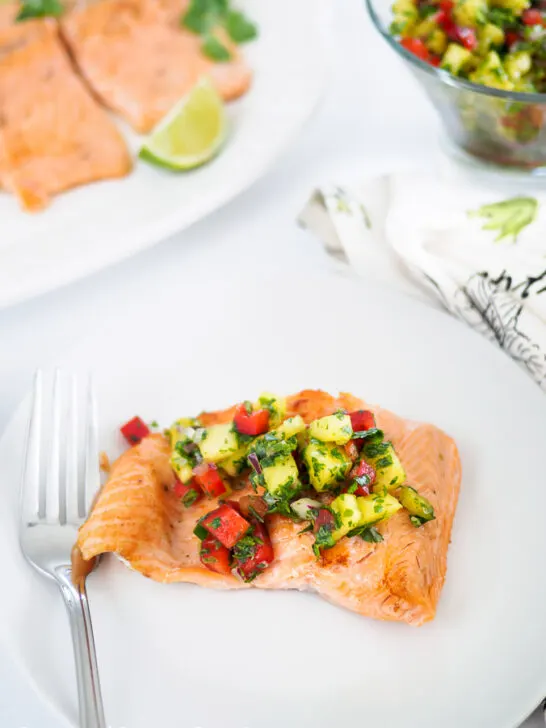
[349,410,376,432]
[344,440,360,461]
[348,459,376,496]
[505,30,520,47]
[202,503,250,549]
[434,2,456,36]
[120,416,150,445]
[400,37,430,61]
[233,403,270,436]
[221,499,243,514]
[314,508,336,531]
[456,26,477,50]
[234,521,274,582]
[522,8,544,25]
[199,535,232,576]
[429,55,441,67]
[193,463,228,498]
[173,478,202,508]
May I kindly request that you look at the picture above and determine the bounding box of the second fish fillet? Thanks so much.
[61,0,252,134]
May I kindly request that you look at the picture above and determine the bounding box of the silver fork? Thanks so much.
[19,370,106,728]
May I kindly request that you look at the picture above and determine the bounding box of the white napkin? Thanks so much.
[300,173,546,392]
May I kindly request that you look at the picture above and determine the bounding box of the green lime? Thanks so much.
[139,78,228,171]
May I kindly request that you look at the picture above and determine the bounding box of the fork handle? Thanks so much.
[56,568,106,728]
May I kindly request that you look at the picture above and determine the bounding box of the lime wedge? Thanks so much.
[139,78,227,171]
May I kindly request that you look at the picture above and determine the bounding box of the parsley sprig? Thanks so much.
[16,0,63,22]
[181,0,258,62]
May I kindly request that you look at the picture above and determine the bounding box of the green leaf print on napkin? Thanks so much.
[468,197,538,243]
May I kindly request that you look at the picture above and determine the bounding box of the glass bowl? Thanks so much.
[365,0,546,172]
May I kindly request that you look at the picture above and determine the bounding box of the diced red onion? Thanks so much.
[248,452,262,475]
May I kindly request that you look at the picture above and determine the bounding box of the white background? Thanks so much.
[0,0,543,725]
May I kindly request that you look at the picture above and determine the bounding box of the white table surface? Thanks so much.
[0,0,544,725]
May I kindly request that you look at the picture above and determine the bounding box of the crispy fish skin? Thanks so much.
[77,390,461,626]
[61,0,252,134]
[0,16,131,210]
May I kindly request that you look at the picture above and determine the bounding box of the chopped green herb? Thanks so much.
[362,441,389,459]
[351,428,384,441]
[375,456,393,469]
[201,34,232,61]
[16,0,63,21]
[361,526,384,543]
[209,516,222,530]
[248,505,264,523]
[193,521,208,540]
[182,489,199,508]
[419,3,439,16]
[233,534,257,562]
[313,523,336,554]
[487,7,516,28]
[225,9,258,42]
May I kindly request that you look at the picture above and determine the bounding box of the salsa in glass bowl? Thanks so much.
[365,0,546,170]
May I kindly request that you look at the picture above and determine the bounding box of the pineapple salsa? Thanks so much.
[391,0,546,92]
[121,393,435,584]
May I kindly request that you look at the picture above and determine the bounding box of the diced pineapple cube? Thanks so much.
[414,16,438,38]
[302,441,352,492]
[357,493,402,526]
[309,413,353,445]
[218,448,249,477]
[390,0,418,34]
[330,494,363,542]
[453,0,487,26]
[441,43,474,75]
[478,23,505,54]
[361,440,406,492]
[256,392,286,428]
[274,415,306,439]
[198,424,239,463]
[427,28,448,55]
[469,50,514,90]
[504,50,532,80]
[170,450,193,484]
[262,454,300,499]
[490,0,530,16]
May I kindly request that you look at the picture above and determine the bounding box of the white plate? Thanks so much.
[1,272,546,728]
[0,0,328,310]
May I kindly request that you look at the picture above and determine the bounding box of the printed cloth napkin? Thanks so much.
[299,172,546,392]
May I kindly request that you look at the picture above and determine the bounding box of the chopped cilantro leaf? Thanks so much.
[16,0,63,21]
[201,34,232,61]
[233,534,257,562]
[225,9,258,42]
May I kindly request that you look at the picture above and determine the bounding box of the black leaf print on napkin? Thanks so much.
[452,272,546,388]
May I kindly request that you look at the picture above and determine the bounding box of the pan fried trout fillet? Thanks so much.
[77,391,461,626]
[0,14,131,210]
[61,0,252,134]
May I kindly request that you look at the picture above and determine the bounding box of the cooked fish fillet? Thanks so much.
[61,0,252,134]
[77,390,461,626]
[0,14,131,210]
